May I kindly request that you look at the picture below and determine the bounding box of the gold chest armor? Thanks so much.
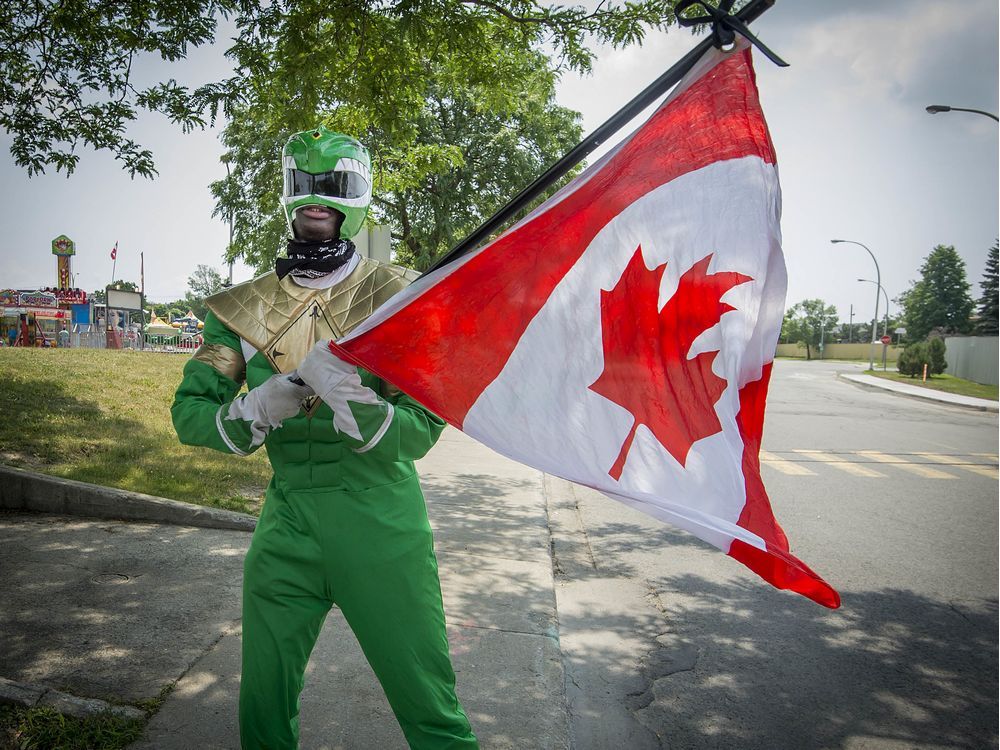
[205,257,416,377]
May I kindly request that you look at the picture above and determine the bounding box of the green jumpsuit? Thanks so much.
[171,266,477,750]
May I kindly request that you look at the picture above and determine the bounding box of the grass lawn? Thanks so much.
[0,348,271,514]
[0,705,144,750]
[866,369,999,400]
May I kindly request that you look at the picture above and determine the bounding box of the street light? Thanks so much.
[222,158,234,287]
[832,239,881,371]
[857,278,889,337]
[925,104,999,122]
[858,278,890,370]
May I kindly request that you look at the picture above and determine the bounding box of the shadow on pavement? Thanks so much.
[0,511,247,705]
[563,560,997,749]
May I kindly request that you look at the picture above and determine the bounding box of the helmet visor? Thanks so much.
[286,169,369,199]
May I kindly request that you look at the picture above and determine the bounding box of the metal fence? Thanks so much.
[141,334,201,353]
[68,331,200,353]
[944,336,999,385]
[72,331,106,349]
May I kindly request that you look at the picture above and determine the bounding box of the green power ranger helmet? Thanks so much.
[281,127,372,239]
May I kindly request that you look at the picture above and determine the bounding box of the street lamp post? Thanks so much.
[858,278,890,369]
[832,239,880,371]
[858,278,889,336]
[925,104,999,122]
[223,159,234,287]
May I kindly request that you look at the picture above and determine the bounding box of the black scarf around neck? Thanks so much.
[276,238,356,280]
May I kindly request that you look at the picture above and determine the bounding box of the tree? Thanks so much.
[897,338,946,378]
[2,0,681,178]
[0,1,232,177]
[898,245,974,341]
[377,52,583,270]
[187,265,226,298]
[149,300,187,321]
[927,336,947,375]
[179,265,226,320]
[974,240,998,335]
[839,313,901,345]
[781,299,839,360]
[213,45,584,273]
[850,320,873,346]
[897,342,926,378]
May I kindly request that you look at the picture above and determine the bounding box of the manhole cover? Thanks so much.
[91,573,130,585]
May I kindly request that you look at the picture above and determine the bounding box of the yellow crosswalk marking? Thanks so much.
[914,453,998,479]
[855,451,954,479]
[758,451,996,479]
[791,450,886,477]
[759,451,817,476]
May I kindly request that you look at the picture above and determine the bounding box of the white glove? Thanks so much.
[296,340,357,403]
[297,340,387,443]
[226,372,314,447]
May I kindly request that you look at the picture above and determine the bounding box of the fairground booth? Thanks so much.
[1,236,91,347]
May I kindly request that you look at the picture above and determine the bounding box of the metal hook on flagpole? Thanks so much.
[675,0,788,67]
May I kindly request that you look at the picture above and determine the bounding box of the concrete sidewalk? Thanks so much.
[839,372,999,412]
[0,429,569,750]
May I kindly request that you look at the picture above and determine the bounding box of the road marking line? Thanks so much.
[914,453,998,479]
[792,450,886,478]
[759,451,817,476]
[854,451,954,479]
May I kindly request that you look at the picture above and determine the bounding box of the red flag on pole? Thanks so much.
[331,44,839,608]
[110,241,118,260]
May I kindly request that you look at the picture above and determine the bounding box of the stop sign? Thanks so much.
[880,335,892,345]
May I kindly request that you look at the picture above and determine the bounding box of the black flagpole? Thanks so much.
[421,0,783,278]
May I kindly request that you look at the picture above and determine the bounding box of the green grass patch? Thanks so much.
[0,348,270,514]
[867,369,999,400]
[0,705,143,750]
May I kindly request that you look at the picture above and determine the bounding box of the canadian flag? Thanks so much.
[110,241,118,261]
[333,44,839,608]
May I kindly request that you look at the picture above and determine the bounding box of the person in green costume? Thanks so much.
[172,127,478,750]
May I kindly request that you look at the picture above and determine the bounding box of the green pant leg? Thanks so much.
[337,552,478,750]
[240,486,331,750]
[329,481,478,750]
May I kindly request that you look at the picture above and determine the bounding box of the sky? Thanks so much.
[1,0,997,328]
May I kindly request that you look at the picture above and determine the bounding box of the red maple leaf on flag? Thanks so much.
[589,246,752,480]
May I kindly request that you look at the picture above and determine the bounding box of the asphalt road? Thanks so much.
[548,358,998,750]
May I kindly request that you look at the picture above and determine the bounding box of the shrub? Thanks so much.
[898,339,948,378]
[927,337,947,375]
[898,342,928,377]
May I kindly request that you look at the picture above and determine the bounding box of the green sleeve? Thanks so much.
[338,382,446,462]
[171,312,261,456]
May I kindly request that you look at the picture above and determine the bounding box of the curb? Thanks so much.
[837,373,999,413]
[0,677,145,722]
[0,465,257,531]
